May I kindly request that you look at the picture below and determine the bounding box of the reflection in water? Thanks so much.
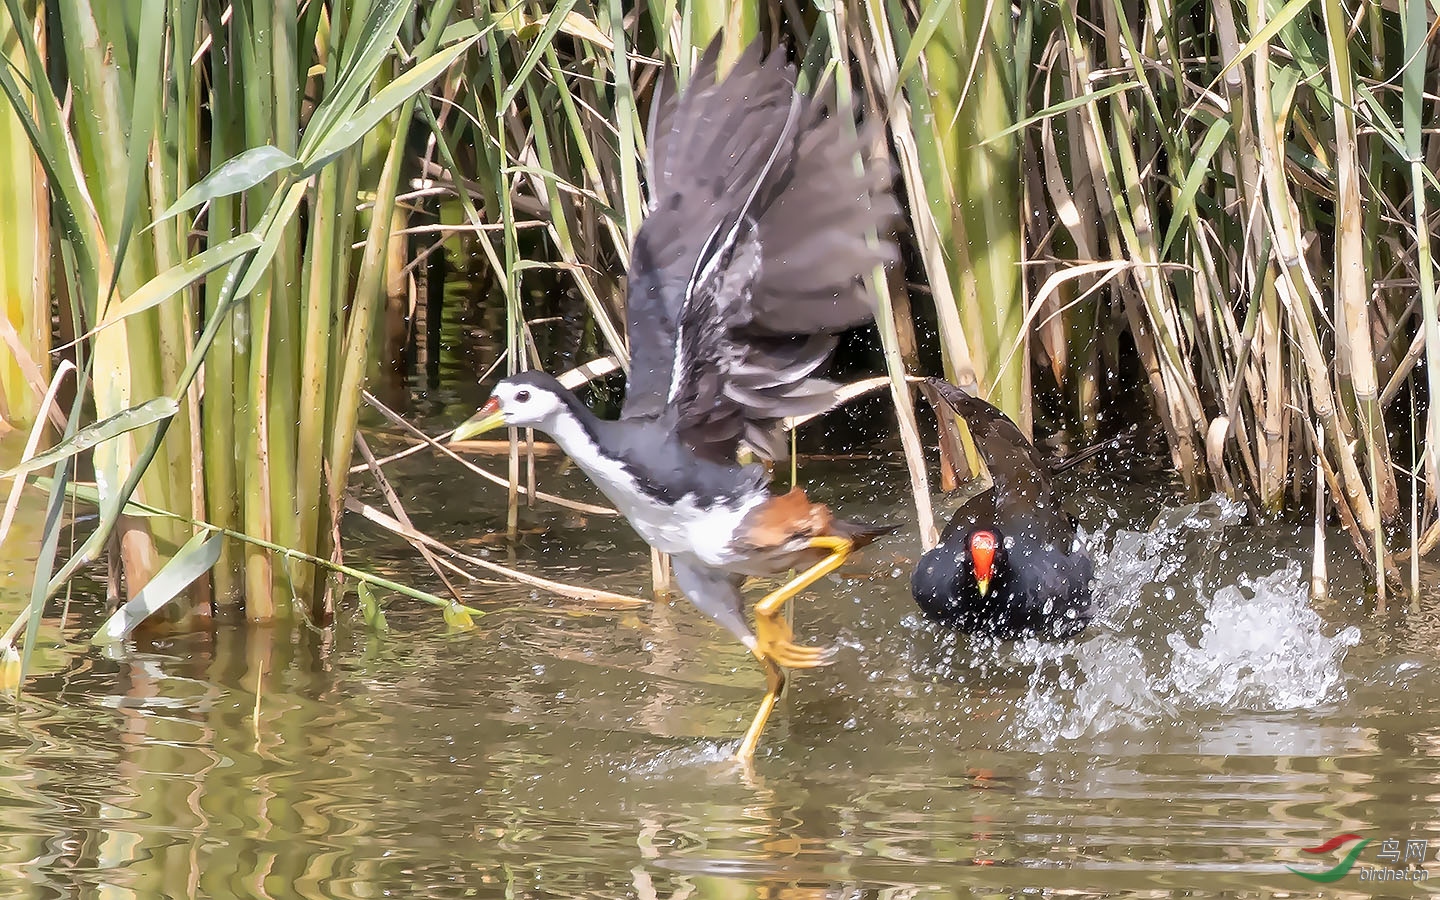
[0,453,1438,898]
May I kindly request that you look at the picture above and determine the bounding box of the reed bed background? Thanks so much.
[0,0,1436,655]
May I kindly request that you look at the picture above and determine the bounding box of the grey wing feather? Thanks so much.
[620,41,899,461]
[621,42,796,422]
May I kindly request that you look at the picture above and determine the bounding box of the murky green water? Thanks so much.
[3,428,1440,898]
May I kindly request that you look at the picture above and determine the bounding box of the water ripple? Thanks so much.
[0,480,1434,898]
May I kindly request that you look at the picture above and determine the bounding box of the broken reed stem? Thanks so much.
[345,496,646,607]
[355,431,465,604]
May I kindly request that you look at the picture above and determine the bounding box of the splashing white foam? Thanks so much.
[1014,495,1360,744]
[1164,565,1360,710]
[622,740,744,778]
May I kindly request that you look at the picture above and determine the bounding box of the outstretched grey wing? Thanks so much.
[620,42,898,462]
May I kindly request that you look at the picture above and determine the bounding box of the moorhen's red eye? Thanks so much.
[516,390,531,403]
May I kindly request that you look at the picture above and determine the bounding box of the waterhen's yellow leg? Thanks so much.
[736,536,851,761]
[752,536,850,667]
[736,656,785,762]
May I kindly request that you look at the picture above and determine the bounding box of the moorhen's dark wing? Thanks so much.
[620,41,898,462]
[923,378,1075,548]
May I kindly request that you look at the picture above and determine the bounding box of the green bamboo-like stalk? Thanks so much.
[266,0,303,578]
[200,0,243,608]
[131,0,197,557]
[876,0,978,400]
[293,1,360,612]
[0,2,48,432]
[1401,0,1440,541]
[160,0,207,598]
[232,0,277,618]
[320,4,366,587]
[325,0,461,542]
[59,0,190,595]
[941,0,1027,420]
[292,159,345,608]
[869,0,977,401]
[877,0,1031,428]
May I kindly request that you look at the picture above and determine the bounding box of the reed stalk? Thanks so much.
[0,2,48,434]
[5,0,1437,635]
[0,0,478,641]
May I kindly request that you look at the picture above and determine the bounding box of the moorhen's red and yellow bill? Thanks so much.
[451,43,897,761]
[912,379,1093,639]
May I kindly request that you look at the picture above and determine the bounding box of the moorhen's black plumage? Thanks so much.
[911,379,1093,639]
[450,43,898,760]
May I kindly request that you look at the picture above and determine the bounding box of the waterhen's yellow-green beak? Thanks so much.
[450,397,505,443]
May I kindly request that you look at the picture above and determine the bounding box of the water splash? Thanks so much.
[1164,566,1359,710]
[1089,492,1248,627]
[622,740,744,778]
[1014,495,1360,744]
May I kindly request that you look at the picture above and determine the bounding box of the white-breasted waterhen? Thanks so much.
[911,379,1094,639]
[451,42,898,760]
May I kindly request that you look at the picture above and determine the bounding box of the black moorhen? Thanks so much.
[450,42,898,760]
[911,379,1093,639]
